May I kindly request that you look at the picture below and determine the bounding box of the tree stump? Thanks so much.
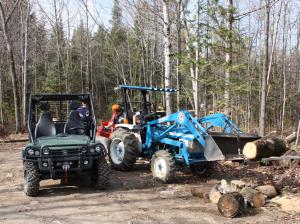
[217,192,245,218]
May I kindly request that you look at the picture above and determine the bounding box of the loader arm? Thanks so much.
[144,110,225,165]
[198,113,241,134]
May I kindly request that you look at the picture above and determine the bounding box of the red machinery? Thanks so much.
[97,112,116,138]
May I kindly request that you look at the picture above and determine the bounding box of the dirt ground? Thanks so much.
[0,142,300,224]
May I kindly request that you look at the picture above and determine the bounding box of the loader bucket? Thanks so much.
[210,132,260,160]
[203,135,225,161]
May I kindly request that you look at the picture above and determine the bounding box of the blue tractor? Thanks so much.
[106,85,260,182]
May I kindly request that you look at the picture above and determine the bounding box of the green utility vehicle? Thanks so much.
[22,94,109,196]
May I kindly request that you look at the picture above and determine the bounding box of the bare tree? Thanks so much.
[193,0,200,117]
[259,0,270,136]
[22,0,30,128]
[0,0,21,132]
[224,0,233,115]
[163,0,172,115]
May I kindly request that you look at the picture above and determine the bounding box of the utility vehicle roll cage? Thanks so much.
[28,94,97,143]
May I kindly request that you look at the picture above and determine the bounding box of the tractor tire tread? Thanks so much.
[190,162,216,177]
[151,150,175,183]
[108,129,138,171]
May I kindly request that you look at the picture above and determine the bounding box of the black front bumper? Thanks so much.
[24,155,103,180]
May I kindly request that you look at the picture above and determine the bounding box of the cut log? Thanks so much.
[256,185,277,199]
[191,188,204,198]
[240,187,266,208]
[285,132,297,144]
[230,180,246,192]
[217,192,245,218]
[243,137,287,160]
[209,184,222,204]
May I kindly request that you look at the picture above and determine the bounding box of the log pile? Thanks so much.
[191,179,278,218]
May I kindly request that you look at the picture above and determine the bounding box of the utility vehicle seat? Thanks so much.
[64,101,86,135]
[35,103,56,138]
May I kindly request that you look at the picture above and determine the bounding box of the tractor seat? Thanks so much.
[35,111,56,138]
[64,101,86,135]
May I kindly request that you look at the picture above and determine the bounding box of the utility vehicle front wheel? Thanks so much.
[108,129,139,170]
[23,161,40,196]
[93,158,110,190]
[151,150,175,183]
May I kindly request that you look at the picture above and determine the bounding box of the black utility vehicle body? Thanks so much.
[22,94,109,196]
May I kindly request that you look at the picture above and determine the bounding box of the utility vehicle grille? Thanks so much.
[51,148,80,156]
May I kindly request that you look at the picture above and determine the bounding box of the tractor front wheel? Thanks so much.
[151,150,175,183]
[108,129,139,170]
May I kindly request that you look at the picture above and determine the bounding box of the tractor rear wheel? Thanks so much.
[108,129,139,170]
[23,161,40,196]
[190,162,215,177]
[151,150,175,183]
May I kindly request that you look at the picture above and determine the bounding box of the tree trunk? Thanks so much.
[259,0,270,136]
[85,0,91,93]
[224,0,233,115]
[22,2,30,128]
[0,68,3,127]
[217,192,245,218]
[0,2,21,133]
[242,137,287,160]
[176,0,183,111]
[163,0,172,115]
[193,0,200,117]
[281,2,288,135]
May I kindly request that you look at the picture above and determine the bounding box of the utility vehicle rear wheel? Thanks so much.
[190,162,215,177]
[151,150,175,183]
[108,129,138,170]
[23,161,40,196]
[94,158,110,190]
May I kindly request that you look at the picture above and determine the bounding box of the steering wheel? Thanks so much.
[143,112,157,121]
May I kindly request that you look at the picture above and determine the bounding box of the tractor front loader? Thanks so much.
[98,85,260,182]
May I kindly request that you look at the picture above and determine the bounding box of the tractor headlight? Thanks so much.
[95,145,102,152]
[42,147,50,155]
[27,148,34,156]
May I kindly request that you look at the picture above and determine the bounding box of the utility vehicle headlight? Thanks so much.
[89,148,95,153]
[95,145,102,153]
[27,148,34,156]
[34,150,40,156]
[43,147,50,155]
[81,147,87,153]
